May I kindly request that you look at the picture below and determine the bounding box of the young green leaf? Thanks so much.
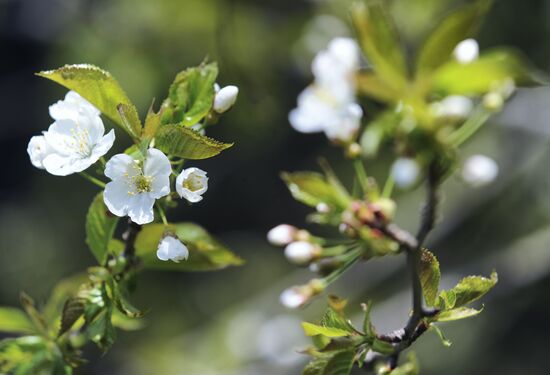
[361,302,375,338]
[419,249,441,307]
[436,306,483,322]
[433,49,543,95]
[162,63,218,126]
[415,0,492,76]
[19,293,47,336]
[323,350,355,375]
[441,271,497,308]
[59,298,85,336]
[135,222,243,271]
[320,308,355,333]
[85,193,119,265]
[155,124,233,159]
[356,71,400,103]
[112,282,144,318]
[0,307,36,335]
[36,64,142,139]
[281,171,350,209]
[302,322,351,338]
[372,338,394,355]
[86,308,116,351]
[351,1,408,91]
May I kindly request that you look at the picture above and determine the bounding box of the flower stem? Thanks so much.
[353,159,369,195]
[78,172,106,188]
[448,107,491,147]
[156,204,169,226]
[322,246,363,286]
[381,174,395,199]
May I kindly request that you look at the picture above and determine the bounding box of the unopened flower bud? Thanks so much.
[391,158,420,189]
[213,85,239,113]
[371,198,396,221]
[431,95,473,119]
[316,202,330,214]
[267,224,298,246]
[345,142,362,159]
[483,92,504,111]
[453,38,479,64]
[280,287,308,309]
[462,154,498,187]
[284,241,321,265]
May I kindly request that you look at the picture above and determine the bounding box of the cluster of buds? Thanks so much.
[267,224,321,265]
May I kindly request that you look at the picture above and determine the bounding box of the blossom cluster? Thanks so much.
[28,87,237,261]
[289,37,363,143]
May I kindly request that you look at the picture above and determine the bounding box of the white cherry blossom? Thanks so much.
[157,236,189,262]
[176,167,208,203]
[28,91,114,176]
[103,148,171,224]
[289,37,362,142]
[284,241,320,265]
[431,95,473,119]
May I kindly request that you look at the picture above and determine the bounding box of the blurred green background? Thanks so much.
[1,0,550,373]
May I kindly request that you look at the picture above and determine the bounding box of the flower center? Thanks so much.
[133,175,153,193]
[66,124,92,158]
[183,174,203,192]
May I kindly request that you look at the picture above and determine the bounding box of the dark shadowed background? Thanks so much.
[1,0,550,373]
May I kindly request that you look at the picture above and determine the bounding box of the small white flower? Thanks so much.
[267,224,298,246]
[157,236,189,262]
[103,148,171,224]
[431,95,473,119]
[213,85,239,113]
[462,154,498,187]
[391,158,420,188]
[176,167,208,203]
[453,38,479,64]
[49,90,100,121]
[29,91,114,176]
[290,37,362,142]
[284,241,320,265]
[27,135,51,169]
[279,287,308,309]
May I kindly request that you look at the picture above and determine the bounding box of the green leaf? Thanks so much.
[432,49,543,95]
[36,64,141,139]
[303,357,328,375]
[117,103,143,139]
[19,293,47,335]
[85,193,119,265]
[112,282,144,318]
[415,0,492,75]
[430,324,452,347]
[301,322,350,338]
[155,124,233,159]
[419,249,440,307]
[320,308,354,333]
[87,308,116,351]
[281,171,350,209]
[43,273,89,327]
[361,302,375,338]
[351,1,408,91]
[439,271,497,309]
[323,350,355,375]
[135,222,243,271]
[59,298,85,336]
[0,336,71,375]
[142,104,162,140]
[356,71,400,103]
[162,62,218,126]
[436,306,483,322]
[0,307,36,335]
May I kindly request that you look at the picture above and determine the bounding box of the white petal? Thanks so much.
[104,154,135,181]
[103,181,132,217]
[127,194,155,225]
[27,135,50,169]
[43,119,80,156]
[49,90,100,120]
[391,158,420,188]
[143,148,171,179]
[327,37,360,72]
[157,236,189,262]
[42,153,90,176]
[175,167,208,202]
[267,224,297,246]
[91,129,115,160]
